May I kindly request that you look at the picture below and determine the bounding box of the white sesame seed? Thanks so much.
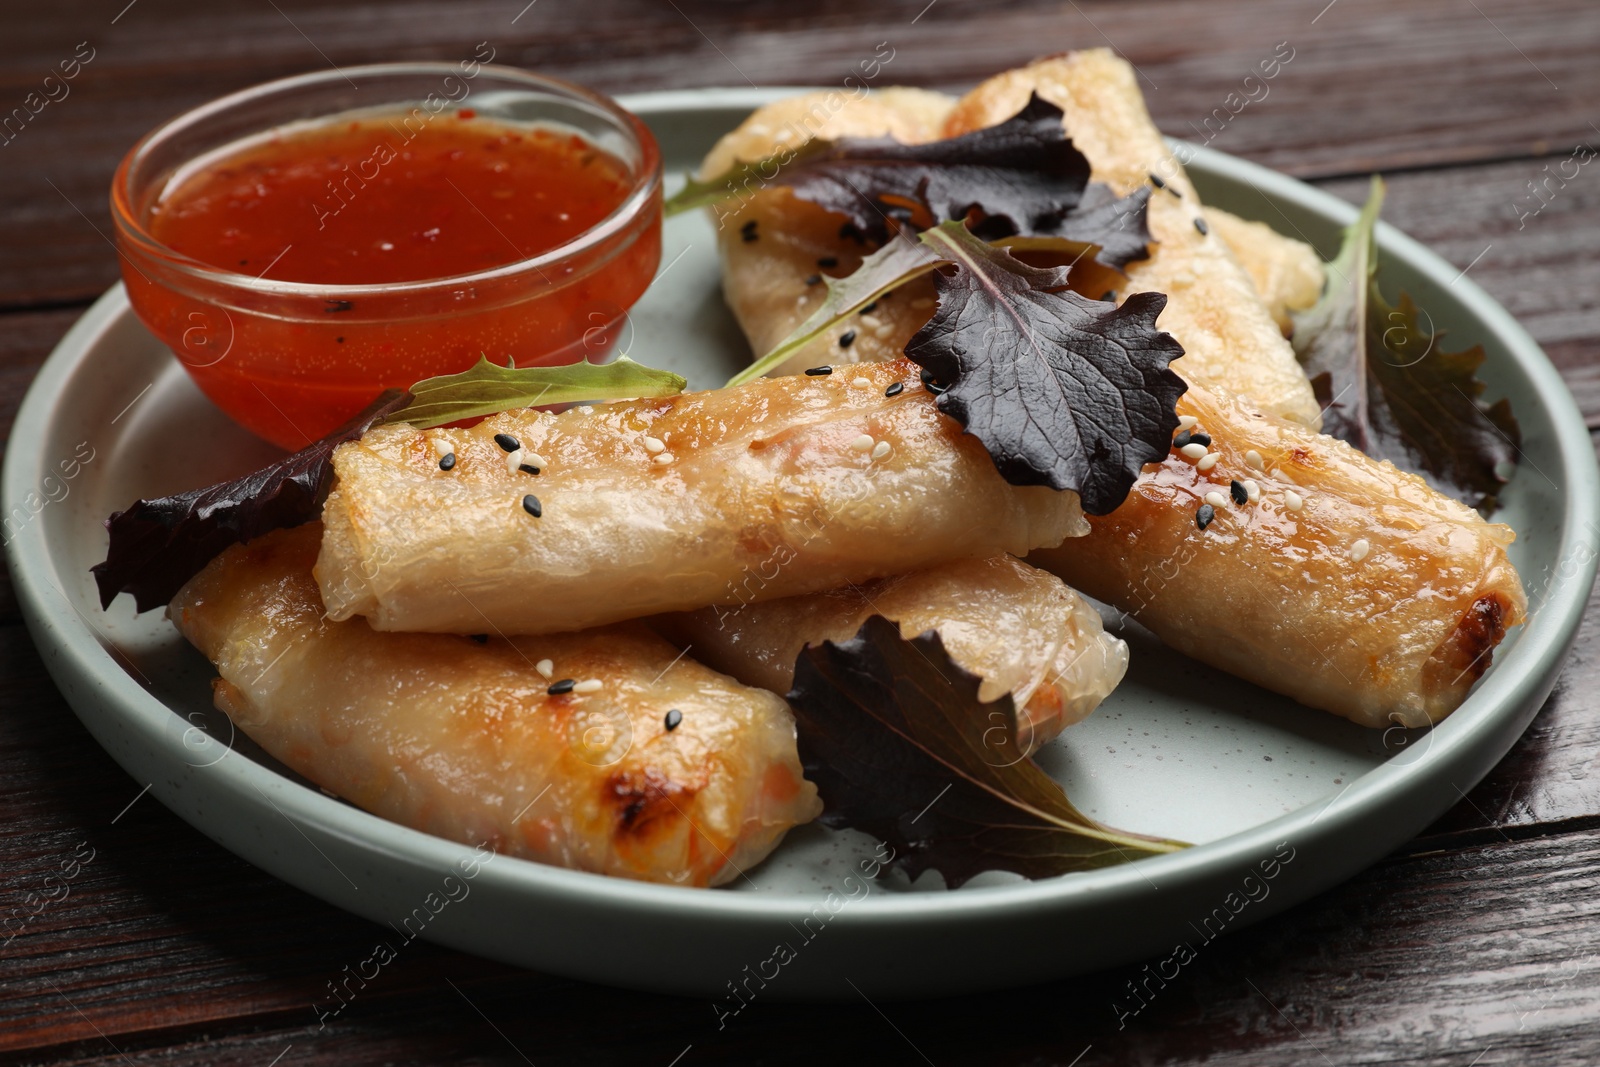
[1204,490,1228,509]
[1244,449,1264,469]
[529,452,549,469]
[1284,490,1304,513]
[573,679,603,694]
[851,377,872,389]
[1196,452,1220,472]
[1180,443,1208,460]
[431,435,454,460]
[505,449,524,475]
[653,452,675,465]
[871,440,892,460]
[1177,415,1198,432]
[1350,539,1370,562]
[1242,479,1261,502]
[860,314,883,329]
[535,658,554,680]
[642,435,666,453]
[851,434,875,452]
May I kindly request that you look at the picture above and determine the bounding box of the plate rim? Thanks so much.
[6,86,1597,932]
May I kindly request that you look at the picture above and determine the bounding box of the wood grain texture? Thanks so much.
[1,0,1597,306]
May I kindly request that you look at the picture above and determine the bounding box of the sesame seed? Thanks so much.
[439,452,456,471]
[1284,490,1304,513]
[1194,217,1209,236]
[1173,431,1193,449]
[839,222,859,240]
[818,256,838,268]
[431,436,454,460]
[872,440,892,460]
[1242,479,1261,502]
[860,314,884,329]
[494,432,521,453]
[506,449,524,475]
[851,434,875,452]
[1204,490,1228,509]
[1177,415,1198,432]
[1196,503,1216,530]
[1180,443,1208,460]
[839,330,857,349]
[741,219,758,236]
[664,708,683,731]
[1148,172,1167,189]
[859,300,878,315]
[522,494,542,517]
[1165,185,1183,199]
[1188,432,1212,447]
[1350,539,1371,562]
[885,382,904,398]
[573,678,603,694]
[1196,452,1220,472]
[469,634,489,644]
[851,377,871,389]
[529,452,549,469]
[805,365,833,376]
[535,658,554,680]
[1244,449,1264,469]
[805,274,822,286]
[1230,479,1249,505]
[642,436,666,453]
[519,463,541,475]
[547,678,576,695]
[653,453,675,465]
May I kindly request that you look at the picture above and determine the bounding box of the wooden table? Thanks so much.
[3,1,1597,1062]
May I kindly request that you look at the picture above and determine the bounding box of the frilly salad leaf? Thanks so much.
[909,221,1186,515]
[94,357,689,612]
[788,614,1185,887]
[669,94,1152,270]
[1292,176,1519,512]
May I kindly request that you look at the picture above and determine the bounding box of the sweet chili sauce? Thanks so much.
[126,110,660,448]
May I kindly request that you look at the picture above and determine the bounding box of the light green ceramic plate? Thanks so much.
[5,88,1595,1001]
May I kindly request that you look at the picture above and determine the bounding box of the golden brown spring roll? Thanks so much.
[172,525,820,887]
[1203,208,1324,335]
[656,555,1128,751]
[1029,384,1526,728]
[943,50,1322,427]
[317,360,1086,636]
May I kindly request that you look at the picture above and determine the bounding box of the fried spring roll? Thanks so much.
[317,360,1086,636]
[172,525,820,887]
[656,555,1129,751]
[1028,385,1526,728]
[1203,208,1325,335]
[943,50,1323,427]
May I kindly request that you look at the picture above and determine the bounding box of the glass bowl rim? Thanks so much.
[109,61,663,300]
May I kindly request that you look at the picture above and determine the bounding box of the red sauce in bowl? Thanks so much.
[114,85,661,450]
[148,114,634,285]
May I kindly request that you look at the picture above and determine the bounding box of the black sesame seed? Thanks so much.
[859,300,878,315]
[805,274,822,286]
[885,381,904,398]
[817,256,838,268]
[521,494,542,518]
[740,219,758,235]
[839,222,859,240]
[919,367,947,395]
[324,298,353,313]
[1196,503,1216,530]
[335,336,345,343]
[469,633,489,644]
[1194,217,1209,236]
[1189,432,1211,447]
[838,329,857,349]
[741,229,759,243]
[805,365,833,376]
[439,452,456,471]
[664,708,683,731]
[1101,290,1117,303]
[547,678,576,695]
[1230,479,1249,505]
[1148,172,1167,189]
[1173,431,1192,449]
[519,463,541,475]
[494,433,521,453]
[1165,185,1183,199]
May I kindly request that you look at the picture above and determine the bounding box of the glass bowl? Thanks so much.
[111,62,662,449]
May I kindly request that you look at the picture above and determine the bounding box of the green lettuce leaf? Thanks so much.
[392,355,687,429]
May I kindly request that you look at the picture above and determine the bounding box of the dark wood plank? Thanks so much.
[2,0,1596,307]
[8,824,1600,1065]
